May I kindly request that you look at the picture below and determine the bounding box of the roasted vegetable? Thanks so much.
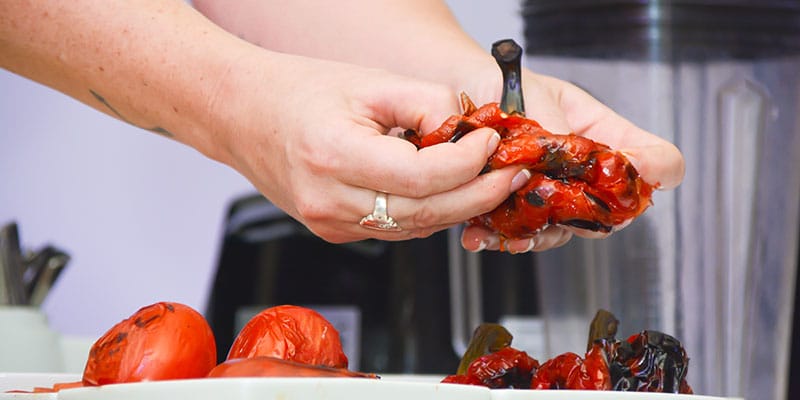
[605,330,693,393]
[82,302,217,385]
[443,309,692,394]
[456,323,514,375]
[226,304,348,368]
[443,323,536,388]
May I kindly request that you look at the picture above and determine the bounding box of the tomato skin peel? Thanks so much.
[208,356,376,379]
[226,304,349,369]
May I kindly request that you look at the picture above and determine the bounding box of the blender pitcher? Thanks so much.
[522,1,800,399]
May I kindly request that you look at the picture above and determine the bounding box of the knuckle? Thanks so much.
[398,172,428,198]
[307,152,340,176]
[409,201,438,229]
[399,174,428,198]
[294,192,335,225]
[298,140,341,176]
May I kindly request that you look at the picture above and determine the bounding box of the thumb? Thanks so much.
[621,143,686,190]
[363,77,461,134]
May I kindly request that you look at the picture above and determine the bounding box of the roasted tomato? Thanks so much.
[530,345,611,390]
[443,346,539,389]
[227,305,348,368]
[207,356,376,379]
[82,301,217,385]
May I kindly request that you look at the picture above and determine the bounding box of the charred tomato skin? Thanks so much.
[443,346,539,389]
[82,302,217,385]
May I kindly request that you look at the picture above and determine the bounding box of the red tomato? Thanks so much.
[207,356,375,379]
[227,305,348,368]
[82,302,217,385]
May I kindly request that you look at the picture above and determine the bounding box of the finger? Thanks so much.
[620,144,685,190]
[331,127,501,199]
[549,227,574,249]
[461,225,500,252]
[377,165,527,230]
[293,179,459,243]
[520,72,572,134]
[565,217,633,240]
[360,76,461,135]
[299,166,525,241]
[577,109,685,190]
[506,226,574,253]
[334,77,504,198]
[462,224,575,253]
[315,217,457,244]
[539,75,686,190]
[565,226,612,240]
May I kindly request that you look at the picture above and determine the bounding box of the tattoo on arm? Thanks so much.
[90,90,175,138]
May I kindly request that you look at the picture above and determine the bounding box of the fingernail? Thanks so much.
[524,237,536,252]
[486,132,501,157]
[471,240,488,252]
[622,149,663,190]
[509,237,536,254]
[510,169,531,192]
[613,218,633,232]
[621,150,642,174]
[470,234,500,252]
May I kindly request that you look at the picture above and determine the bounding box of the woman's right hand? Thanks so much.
[207,51,529,243]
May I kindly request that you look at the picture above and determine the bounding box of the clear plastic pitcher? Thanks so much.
[522,1,800,399]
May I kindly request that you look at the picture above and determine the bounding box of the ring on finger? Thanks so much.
[359,191,402,232]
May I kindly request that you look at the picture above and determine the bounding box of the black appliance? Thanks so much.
[205,194,540,374]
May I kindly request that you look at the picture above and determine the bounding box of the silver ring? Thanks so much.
[359,192,402,232]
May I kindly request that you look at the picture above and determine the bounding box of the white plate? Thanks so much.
[491,388,742,400]
[57,378,744,400]
[0,373,80,400]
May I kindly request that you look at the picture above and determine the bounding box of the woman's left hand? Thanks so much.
[456,68,685,253]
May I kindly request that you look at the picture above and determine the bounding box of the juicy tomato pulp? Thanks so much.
[82,302,217,385]
[227,305,348,368]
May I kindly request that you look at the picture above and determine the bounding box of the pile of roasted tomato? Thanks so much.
[15,302,374,393]
[11,302,691,395]
[441,309,693,394]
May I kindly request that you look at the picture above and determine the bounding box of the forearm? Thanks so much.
[0,0,255,162]
[193,0,499,98]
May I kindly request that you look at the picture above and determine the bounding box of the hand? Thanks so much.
[456,68,686,253]
[210,52,526,243]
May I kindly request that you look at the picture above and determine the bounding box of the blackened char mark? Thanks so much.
[449,120,481,143]
[561,219,613,232]
[524,190,546,207]
[584,191,611,213]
